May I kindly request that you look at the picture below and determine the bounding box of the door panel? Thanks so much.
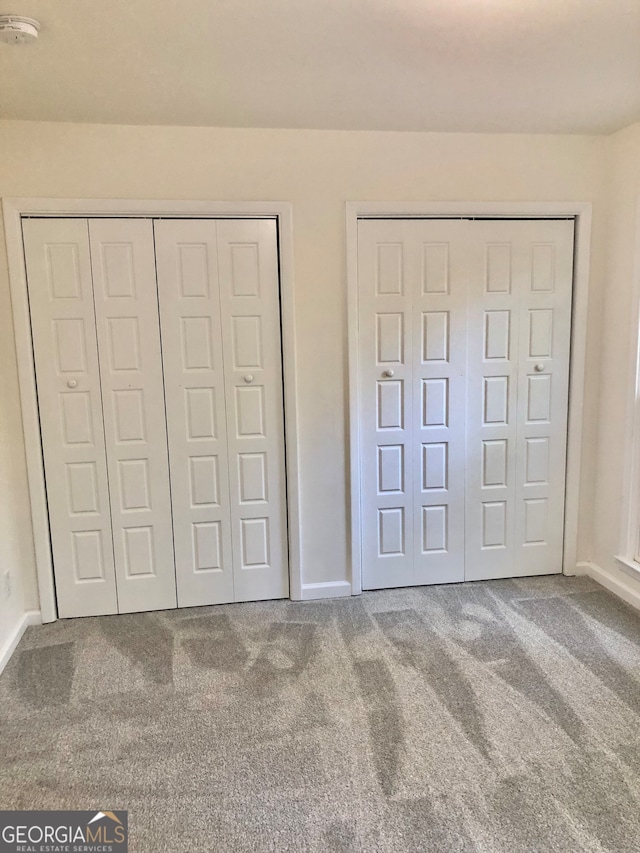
[155,218,288,604]
[465,220,574,580]
[513,221,574,577]
[412,224,467,586]
[358,221,414,588]
[88,219,177,612]
[216,219,289,602]
[23,219,118,617]
[464,225,521,580]
[154,219,234,607]
[358,220,466,590]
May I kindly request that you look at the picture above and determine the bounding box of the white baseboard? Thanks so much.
[300,581,352,601]
[576,560,640,612]
[0,609,41,675]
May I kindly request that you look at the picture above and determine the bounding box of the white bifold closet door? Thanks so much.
[154,219,288,607]
[23,218,177,616]
[358,217,574,590]
[24,219,119,617]
[23,216,287,618]
[464,220,574,581]
[358,219,467,589]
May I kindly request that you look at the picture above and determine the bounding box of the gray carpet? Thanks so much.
[2,576,640,852]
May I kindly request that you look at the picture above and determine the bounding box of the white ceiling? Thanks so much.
[1,0,639,134]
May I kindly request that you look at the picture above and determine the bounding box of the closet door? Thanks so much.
[464,219,574,580]
[88,219,177,612]
[412,220,467,586]
[217,220,289,601]
[358,220,414,588]
[154,220,234,607]
[464,222,522,579]
[358,217,574,590]
[358,219,466,590]
[155,219,287,604]
[514,220,574,575]
[23,219,118,618]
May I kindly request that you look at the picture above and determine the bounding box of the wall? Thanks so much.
[0,219,36,656]
[587,122,640,598]
[0,120,608,625]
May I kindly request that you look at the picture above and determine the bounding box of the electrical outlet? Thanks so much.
[3,570,11,599]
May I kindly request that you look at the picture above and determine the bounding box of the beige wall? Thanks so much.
[0,218,35,649]
[592,122,640,578]
[0,120,608,631]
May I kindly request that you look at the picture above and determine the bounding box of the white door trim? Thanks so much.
[2,198,303,621]
[346,201,592,596]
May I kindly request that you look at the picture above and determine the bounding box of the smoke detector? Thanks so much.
[0,15,39,44]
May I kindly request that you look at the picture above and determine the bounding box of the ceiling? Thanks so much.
[1,0,639,134]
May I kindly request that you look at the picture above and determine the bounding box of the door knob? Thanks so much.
[383,369,395,378]
[67,379,78,388]
[534,364,545,372]
[244,375,254,384]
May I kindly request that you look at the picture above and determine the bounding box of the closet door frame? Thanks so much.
[4,199,301,622]
[347,201,593,596]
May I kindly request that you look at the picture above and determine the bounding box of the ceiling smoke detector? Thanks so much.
[0,15,39,44]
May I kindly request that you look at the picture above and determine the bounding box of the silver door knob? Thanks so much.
[244,375,254,384]
[534,364,545,372]
[67,379,78,388]
[383,369,395,378]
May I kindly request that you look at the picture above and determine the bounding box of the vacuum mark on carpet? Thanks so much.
[248,622,317,695]
[16,642,75,708]
[571,590,640,649]
[180,614,249,672]
[389,794,475,853]
[375,609,492,760]
[322,819,358,851]
[100,613,174,685]
[436,587,586,744]
[518,597,640,713]
[336,599,377,649]
[354,658,404,797]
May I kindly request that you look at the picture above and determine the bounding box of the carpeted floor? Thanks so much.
[2,576,640,851]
